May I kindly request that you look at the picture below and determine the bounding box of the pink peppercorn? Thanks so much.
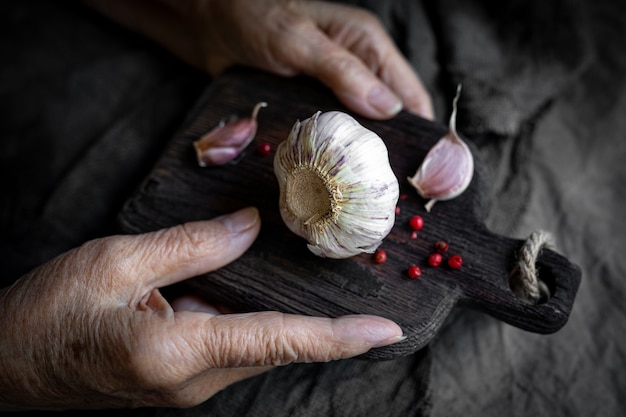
[409,215,424,231]
[448,254,463,269]
[257,142,271,156]
[434,241,449,253]
[407,265,422,279]
[428,253,443,267]
[373,249,387,264]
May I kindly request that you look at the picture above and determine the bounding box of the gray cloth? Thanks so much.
[2,0,625,416]
[0,1,207,280]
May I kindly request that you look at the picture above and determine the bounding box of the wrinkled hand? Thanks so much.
[0,207,403,410]
[83,0,433,120]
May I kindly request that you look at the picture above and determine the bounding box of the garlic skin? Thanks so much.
[274,111,399,259]
[193,102,267,167]
[408,85,473,212]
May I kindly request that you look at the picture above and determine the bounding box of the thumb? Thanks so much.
[192,312,405,368]
[126,207,261,289]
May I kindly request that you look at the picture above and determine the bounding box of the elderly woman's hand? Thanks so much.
[0,207,403,410]
[83,0,434,120]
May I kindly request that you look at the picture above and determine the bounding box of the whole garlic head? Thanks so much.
[273,111,399,259]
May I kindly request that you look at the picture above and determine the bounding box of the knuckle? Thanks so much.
[207,312,307,367]
[140,222,212,274]
[318,52,361,80]
[352,8,381,27]
[199,322,248,368]
[158,223,204,256]
[256,312,297,358]
[60,237,131,291]
[264,333,301,365]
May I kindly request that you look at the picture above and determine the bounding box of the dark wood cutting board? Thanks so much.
[118,68,581,360]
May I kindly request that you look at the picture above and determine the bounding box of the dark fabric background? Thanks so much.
[2,0,625,416]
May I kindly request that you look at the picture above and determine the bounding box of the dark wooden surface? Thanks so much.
[118,68,581,360]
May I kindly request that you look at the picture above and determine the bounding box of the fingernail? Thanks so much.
[420,102,435,121]
[367,86,402,117]
[336,315,405,348]
[416,99,435,121]
[218,207,260,233]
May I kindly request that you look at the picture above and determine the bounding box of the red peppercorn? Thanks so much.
[257,142,271,156]
[407,265,422,279]
[428,253,443,267]
[409,215,424,231]
[400,193,408,200]
[448,254,463,269]
[395,206,401,215]
[373,249,387,264]
[410,231,418,239]
[434,241,449,253]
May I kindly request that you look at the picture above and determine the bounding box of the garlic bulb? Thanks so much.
[408,85,473,212]
[274,111,399,259]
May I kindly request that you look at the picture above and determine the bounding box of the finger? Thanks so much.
[323,51,404,120]
[172,295,222,315]
[268,9,397,119]
[379,50,435,120]
[293,3,433,120]
[171,295,238,315]
[298,33,403,120]
[187,312,405,369]
[123,207,260,289]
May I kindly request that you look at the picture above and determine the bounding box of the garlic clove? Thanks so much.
[408,85,473,212]
[193,102,267,167]
[274,111,399,259]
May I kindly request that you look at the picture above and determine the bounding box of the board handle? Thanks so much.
[462,237,582,334]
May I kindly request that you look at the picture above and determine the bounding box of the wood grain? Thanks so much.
[118,68,581,360]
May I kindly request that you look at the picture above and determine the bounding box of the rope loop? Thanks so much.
[510,230,554,304]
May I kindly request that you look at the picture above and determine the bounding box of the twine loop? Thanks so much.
[510,230,554,304]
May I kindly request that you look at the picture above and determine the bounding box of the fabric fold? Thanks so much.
[427,0,593,136]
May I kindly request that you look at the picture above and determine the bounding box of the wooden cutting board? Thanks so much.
[118,68,581,360]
